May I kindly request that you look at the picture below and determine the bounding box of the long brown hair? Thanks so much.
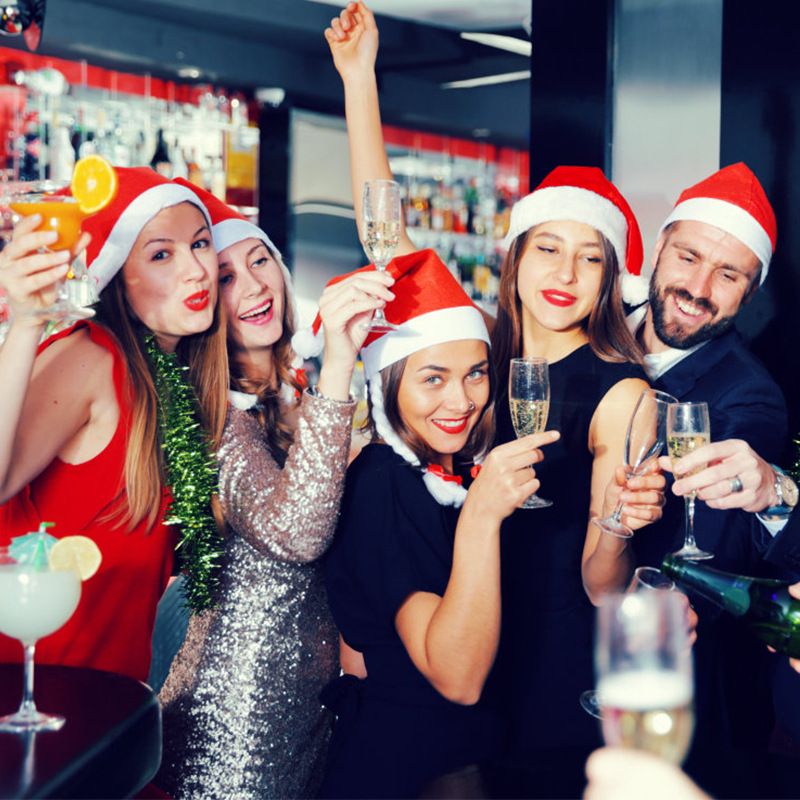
[94,273,229,531]
[228,249,303,465]
[366,348,496,470]
[491,227,644,407]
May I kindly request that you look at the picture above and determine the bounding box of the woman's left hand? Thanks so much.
[319,270,395,368]
[602,462,666,533]
[315,270,394,401]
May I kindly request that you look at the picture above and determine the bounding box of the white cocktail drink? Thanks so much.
[0,562,82,733]
[0,566,80,643]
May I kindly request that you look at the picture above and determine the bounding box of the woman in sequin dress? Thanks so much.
[156,185,395,799]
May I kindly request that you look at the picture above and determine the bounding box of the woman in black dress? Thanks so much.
[304,248,560,798]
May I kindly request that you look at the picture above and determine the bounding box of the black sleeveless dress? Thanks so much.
[490,344,646,760]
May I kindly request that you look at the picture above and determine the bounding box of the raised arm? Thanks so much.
[325,1,416,257]
[218,269,392,562]
[0,216,102,503]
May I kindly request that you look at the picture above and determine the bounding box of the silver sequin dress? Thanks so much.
[157,391,355,799]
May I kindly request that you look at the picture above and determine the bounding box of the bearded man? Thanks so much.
[626,163,789,798]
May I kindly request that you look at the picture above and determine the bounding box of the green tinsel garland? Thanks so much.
[145,335,223,613]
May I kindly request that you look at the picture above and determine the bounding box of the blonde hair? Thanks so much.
[94,273,229,531]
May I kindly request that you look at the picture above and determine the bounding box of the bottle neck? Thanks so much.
[662,555,752,616]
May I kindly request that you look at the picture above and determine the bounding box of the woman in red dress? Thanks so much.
[0,168,228,682]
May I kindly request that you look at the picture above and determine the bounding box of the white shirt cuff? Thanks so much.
[757,514,789,537]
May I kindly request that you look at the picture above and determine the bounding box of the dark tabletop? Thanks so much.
[0,664,161,799]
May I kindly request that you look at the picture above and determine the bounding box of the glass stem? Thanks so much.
[609,499,625,523]
[19,643,38,720]
[373,262,387,321]
[684,494,698,549]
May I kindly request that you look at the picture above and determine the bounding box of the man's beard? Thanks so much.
[649,274,736,349]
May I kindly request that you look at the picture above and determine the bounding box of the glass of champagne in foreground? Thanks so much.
[667,401,713,561]
[0,546,81,732]
[595,590,694,764]
[361,179,401,332]
[580,567,676,719]
[1,180,94,324]
[509,357,551,509]
[592,388,677,538]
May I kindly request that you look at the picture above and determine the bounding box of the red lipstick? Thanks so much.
[431,417,469,435]
[184,290,210,311]
[542,290,577,307]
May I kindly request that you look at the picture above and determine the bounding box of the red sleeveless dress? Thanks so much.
[0,322,175,682]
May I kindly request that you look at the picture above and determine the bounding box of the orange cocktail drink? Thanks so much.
[9,196,84,252]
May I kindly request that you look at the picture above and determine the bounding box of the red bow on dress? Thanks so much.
[426,464,463,485]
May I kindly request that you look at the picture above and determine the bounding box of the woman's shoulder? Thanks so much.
[344,444,425,508]
[36,322,116,381]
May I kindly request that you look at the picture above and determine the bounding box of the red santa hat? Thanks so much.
[502,166,646,305]
[83,167,211,293]
[292,248,489,377]
[658,162,776,284]
[172,178,297,323]
[292,249,490,508]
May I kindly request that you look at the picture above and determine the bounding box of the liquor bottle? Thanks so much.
[662,554,800,657]
[150,128,172,177]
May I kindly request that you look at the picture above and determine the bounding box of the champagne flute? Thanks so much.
[595,590,695,764]
[667,402,713,561]
[580,566,676,719]
[361,179,401,332]
[1,180,95,324]
[592,388,677,538]
[0,545,81,732]
[509,357,551,509]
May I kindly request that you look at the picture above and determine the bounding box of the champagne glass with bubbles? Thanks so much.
[580,566,676,719]
[592,388,677,538]
[361,179,401,332]
[595,590,694,765]
[667,401,713,561]
[509,357,551,509]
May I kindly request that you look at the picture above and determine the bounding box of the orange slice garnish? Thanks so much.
[71,155,119,215]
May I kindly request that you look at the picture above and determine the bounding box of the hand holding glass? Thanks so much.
[667,402,713,561]
[592,389,677,538]
[361,179,401,332]
[2,180,94,324]
[508,357,551,509]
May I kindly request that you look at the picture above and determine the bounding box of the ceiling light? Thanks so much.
[459,32,531,57]
[177,67,202,79]
[441,70,531,90]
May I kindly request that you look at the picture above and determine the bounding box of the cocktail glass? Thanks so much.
[0,545,81,733]
[2,180,95,324]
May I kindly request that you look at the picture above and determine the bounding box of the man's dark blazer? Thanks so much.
[631,326,788,796]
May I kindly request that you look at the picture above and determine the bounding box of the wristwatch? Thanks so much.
[765,465,799,518]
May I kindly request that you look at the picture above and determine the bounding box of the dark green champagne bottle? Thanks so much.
[662,554,800,658]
